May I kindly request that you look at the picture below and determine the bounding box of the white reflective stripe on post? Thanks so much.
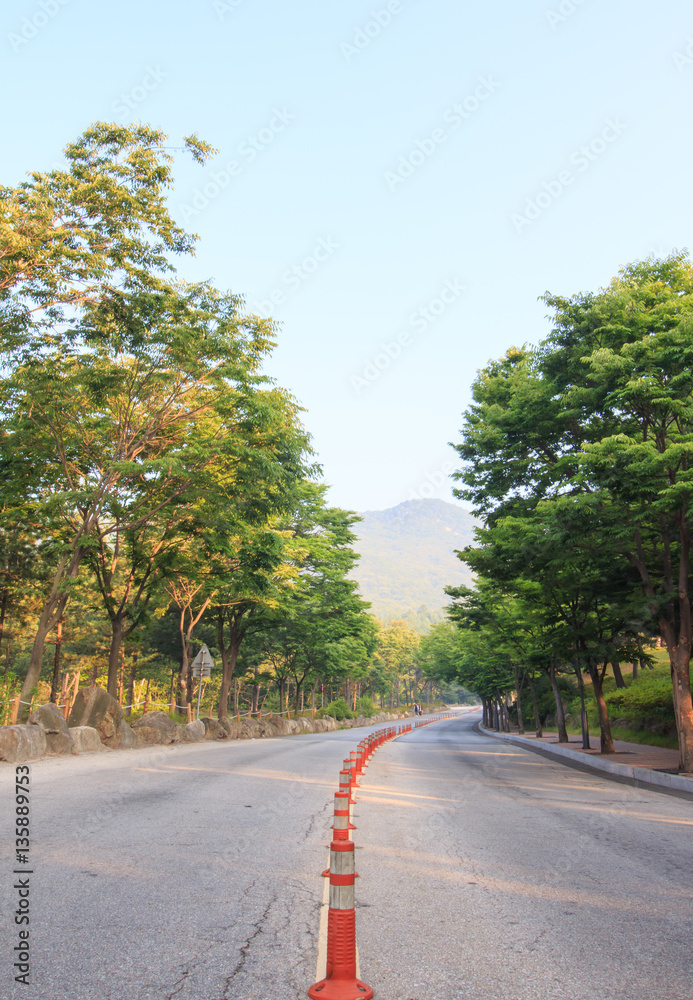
[329,842,355,910]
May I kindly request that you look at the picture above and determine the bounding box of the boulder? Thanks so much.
[119,721,137,748]
[220,718,248,739]
[202,718,229,740]
[321,716,338,732]
[288,719,301,734]
[240,717,262,739]
[131,711,183,746]
[69,726,104,753]
[269,716,292,736]
[68,686,123,748]
[184,720,205,742]
[255,719,277,738]
[295,717,316,733]
[28,703,74,755]
[0,724,47,763]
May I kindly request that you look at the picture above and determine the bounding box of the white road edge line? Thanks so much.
[315,862,329,981]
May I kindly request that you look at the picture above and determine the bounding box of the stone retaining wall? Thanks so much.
[0,687,437,764]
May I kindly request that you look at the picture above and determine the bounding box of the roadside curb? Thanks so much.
[477,724,693,801]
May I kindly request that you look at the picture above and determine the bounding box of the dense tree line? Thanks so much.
[445,254,693,772]
[0,123,454,725]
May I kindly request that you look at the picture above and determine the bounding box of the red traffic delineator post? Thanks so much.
[309,839,373,1000]
[323,790,356,875]
[339,768,355,805]
[331,790,354,840]
[345,755,360,789]
[349,750,361,786]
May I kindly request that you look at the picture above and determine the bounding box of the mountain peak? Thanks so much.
[350,498,476,630]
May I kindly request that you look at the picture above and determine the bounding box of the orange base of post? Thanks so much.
[308,910,373,999]
[308,977,374,999]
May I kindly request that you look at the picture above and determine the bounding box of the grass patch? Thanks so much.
[542,723,678,750]
[553,663,678,748]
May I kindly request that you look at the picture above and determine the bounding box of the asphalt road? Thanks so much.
[1,711,691,1000]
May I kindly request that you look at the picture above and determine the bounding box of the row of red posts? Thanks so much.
[308,713,454,999]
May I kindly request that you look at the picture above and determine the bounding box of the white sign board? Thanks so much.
[191,644,214,678]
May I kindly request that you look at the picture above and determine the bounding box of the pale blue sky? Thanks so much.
[3,0,692,511]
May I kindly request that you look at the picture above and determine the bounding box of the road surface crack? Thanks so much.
[216,892,278,998]
[303,797,333,843]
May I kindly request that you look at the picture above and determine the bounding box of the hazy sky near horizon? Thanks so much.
[3,0,692,511]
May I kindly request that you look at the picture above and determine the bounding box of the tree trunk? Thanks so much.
[125,651,138,718]
[118,646,125,705]
[177,615,189,713]
[512,663,525,735]
[60,671,69,717]
[185,645,194,719]
[588,662,614,754]
[632,660,639,681]
[670,642,693,772]
[632,523,693,771]
[548,660,569,743]
[526,672,542,737]
[0,590,8,675]
[217,611,243,721]
[18,536,88,721]
[611,660,626,689]
[575,664,590,750]
[19,589,71,721]
[251,664,259,714]
[177,639,193,716]
[49,617,64,704]
[107,615,126,699]
[217,636,242,720]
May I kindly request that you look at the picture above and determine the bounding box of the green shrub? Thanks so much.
[324,698,355,721]
[357,696,376,718]
[605,668,675,736]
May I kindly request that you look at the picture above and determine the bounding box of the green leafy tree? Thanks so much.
[451,252,693,769]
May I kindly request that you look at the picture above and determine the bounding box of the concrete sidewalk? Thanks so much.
[477,722,693,799]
